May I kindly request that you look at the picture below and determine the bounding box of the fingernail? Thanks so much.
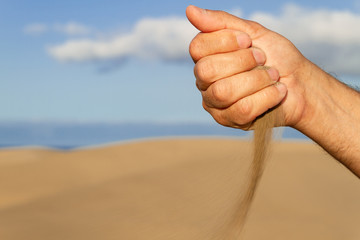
[275,82,287,98]
[236,33,251,48]
[252,48,266,65]
[267,68,280,82]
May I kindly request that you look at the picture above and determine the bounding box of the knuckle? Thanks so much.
[202,101,209,112]
[189,40,196,58]
[228,107,248,126]
[189,36,202,61]
[202,101,230,127]
[193,63,202,81]
[210,81,228,103]
[195,81,201,90]
[237,98,253,118]
[195,58,216,81]
[213,113,229,127]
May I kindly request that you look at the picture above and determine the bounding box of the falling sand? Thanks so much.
[224,104,284,239]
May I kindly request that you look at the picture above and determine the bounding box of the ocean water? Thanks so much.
[0,122,308,150]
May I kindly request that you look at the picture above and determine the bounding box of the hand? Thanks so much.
[186,5,314,129]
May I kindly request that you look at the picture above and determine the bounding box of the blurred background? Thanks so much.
[1,0,360,149]
[1,2,360,239]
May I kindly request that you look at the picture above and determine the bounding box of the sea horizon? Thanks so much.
[0,121,309,150]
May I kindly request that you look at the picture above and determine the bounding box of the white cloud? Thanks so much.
[24,22,92,36]
[249,4,360,75]
[24,23,48,34]
[47,17,197,63]
[251,4,360,45]
[54,22,92,35]
[47,5,360,75]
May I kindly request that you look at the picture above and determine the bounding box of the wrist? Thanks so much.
[292,61,333,132]
[293,61,360,175]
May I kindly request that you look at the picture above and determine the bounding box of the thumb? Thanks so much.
[186,5,259,37]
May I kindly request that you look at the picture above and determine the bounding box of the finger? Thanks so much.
[195,48,266,90]
[202,67,280,109]
[186,5,262,37]
[203,82,288,129]
[189,29,251,62]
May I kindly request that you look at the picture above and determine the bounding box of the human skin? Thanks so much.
[186,5,360,177]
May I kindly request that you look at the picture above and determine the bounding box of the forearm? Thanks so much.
[295,62,360,177]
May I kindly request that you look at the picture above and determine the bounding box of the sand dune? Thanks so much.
[0,138,359,240]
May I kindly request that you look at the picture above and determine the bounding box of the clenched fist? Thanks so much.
[186,5,360,177]
[186,5,312,129]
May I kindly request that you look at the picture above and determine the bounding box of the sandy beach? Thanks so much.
[0,138,359,240]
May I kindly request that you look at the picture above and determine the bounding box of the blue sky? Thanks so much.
[1,0,360,123]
